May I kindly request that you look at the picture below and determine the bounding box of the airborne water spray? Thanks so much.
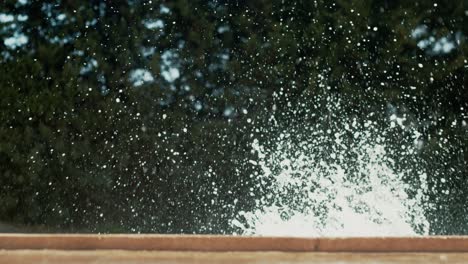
[232,93,431,236]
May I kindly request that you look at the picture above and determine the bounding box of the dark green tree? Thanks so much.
[0,0,466,234]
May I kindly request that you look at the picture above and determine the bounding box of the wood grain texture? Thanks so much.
[1,250,468,264]
[1,234,468,252]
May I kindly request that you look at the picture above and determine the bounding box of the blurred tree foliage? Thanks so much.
[0,0,466,234]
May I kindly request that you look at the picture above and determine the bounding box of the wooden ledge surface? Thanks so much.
[1,234,468,252]
[2,250,468,264]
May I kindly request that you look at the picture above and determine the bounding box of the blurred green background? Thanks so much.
[0,0,466,234]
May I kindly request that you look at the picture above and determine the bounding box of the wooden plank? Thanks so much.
[1,234,468,252]
[1,250,468,264]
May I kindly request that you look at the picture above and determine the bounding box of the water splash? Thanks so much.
[232,95,430,236]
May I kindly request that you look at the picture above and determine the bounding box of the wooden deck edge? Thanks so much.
[0,234,467,252]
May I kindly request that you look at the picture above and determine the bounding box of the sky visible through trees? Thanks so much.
[0,0,467,234]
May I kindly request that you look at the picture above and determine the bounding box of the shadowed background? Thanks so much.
[0,0,466,234]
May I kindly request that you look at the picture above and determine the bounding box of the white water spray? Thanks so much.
[232,95,430,236]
